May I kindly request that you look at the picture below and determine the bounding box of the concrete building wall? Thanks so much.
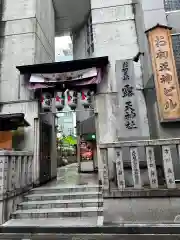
[0,0,55,112]
[0,0,56,179]
[73,24,94,125]
[73,25,87,60]
[91,0,149,140]
[35,0,55,63]
[88,0,150,182]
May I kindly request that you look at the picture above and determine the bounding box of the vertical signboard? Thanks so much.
[115,148,125,189]
[147,25,180,122]
[162,146,176,189]
[130,147,142,189]
[145,147,158,188]
[116,60,140,138]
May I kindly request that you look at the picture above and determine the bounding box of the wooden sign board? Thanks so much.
[148,26,180,122]
[0,131,12,150]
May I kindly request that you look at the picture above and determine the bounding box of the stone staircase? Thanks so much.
[3,185,104,227]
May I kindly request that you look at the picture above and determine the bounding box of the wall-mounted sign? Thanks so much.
[147,25,180,122]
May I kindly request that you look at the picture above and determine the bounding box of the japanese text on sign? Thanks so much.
[131,150,139,185]
[116,150,125,189]
[148,26,180,121]
[146,147,158,188]
[121,61,137,130]
[130,148,141,188]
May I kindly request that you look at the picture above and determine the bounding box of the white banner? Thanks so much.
[30,68,98,83]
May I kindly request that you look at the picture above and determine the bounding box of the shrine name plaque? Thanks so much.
[148,26,180,122]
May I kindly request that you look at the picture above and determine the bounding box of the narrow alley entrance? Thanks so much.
[56,105,98,184]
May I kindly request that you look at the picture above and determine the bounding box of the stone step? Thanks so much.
[3,216,104,227]
[24,191,102,201]
[31,185,101,194]
[11,207,103,219]
[18,198,103,210]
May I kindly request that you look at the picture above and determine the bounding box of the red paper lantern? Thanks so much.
[81,89,92,108]
[41,93,52,111]
[67,90,78,110]
[55,91,65,111]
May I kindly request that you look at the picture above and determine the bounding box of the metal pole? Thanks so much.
[77,135,81,173]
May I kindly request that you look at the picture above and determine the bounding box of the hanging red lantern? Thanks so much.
[67,90,78,110]
[55,91,65,111]
[81,89,92,109]
[41,92,52,111]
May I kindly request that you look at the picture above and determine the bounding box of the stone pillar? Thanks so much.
[90,0,150,183]
[0,0,55,182]
[50,101,57,179]
[0,0,55,103]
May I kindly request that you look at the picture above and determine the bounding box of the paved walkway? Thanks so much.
[54,163,98,187]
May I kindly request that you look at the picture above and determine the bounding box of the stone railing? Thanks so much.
[0,151,33,223]
[0,151,33,197]
[99,138,180,194]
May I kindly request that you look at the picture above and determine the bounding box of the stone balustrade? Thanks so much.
[0,151,33,224]
[99,138,180,195]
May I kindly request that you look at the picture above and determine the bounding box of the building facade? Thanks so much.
[57,109,76,137]
[0,0,180,186]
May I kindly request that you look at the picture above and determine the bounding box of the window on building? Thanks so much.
[171,34,180,79]
[164,0,180,11]
[60,125,64,131]
[86,13,94,56]
[68,128,73,135]
[65,112,72,117]
[58,112,64,117]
